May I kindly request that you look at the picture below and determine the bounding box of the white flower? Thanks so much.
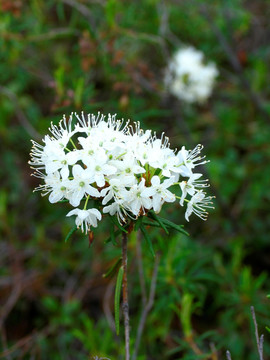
[158,154,180,178]
[101,177,134,205]
[185,191,214,221]
[78,136,107,164]
[176,144,208,178]
[103,199,128,224]
[85,156,116,188]
[46,149,77,179]
[165,46,218,104]
[126,178,152,216]
[111,153,145,177]
[68,165,100,207]
[147,138,173,170]
[179,172,209,206]
[29,111,214,230]
[66,208,102,233]
[44,172,71,203]
[143,176,175,213]
[126,122,152,153]
[49,113,75,144]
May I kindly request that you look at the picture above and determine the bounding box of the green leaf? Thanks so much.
[74,77,84,108]
[146,211,188,236]
[54,66,65,97]
[64,225,77,243]
[105,229,121,244]
[110,216,128,233]
[115,266,124,335]
[181,293,193,337]
[148,211,169,234]
[110,222,116,244]
[103,257,123,278]
[105,0,118,28]
[142,218,160,228]
[134,215,143,231]
[159,217,189,236]
[106,222,120,245]
[140,224,155,258]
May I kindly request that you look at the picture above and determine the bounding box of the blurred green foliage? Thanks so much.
[0,0,270,359]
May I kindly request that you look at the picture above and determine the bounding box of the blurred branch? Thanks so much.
[0,327,12,360]
[185,335,203,356]
[0,327,50,359]
[103,279,115,331]
[59,0,96,29]
[0,86,41,140]
[27,28,80,41]
[132,72,157,93]
[209,343,218,360]
[200,5,269,123]
[73,276,94,300]
[156,1,171,61]
[132,253,160,360]
[117,27,164,45]
[0,275,22,328]
[157,1,182,53]
[61,275,78,302]
[226,307,265,360]
[157,0,169,38]
[84,0,105,4]
[135,231,147,307]
[1,28,80,42]
[251,306,264,360]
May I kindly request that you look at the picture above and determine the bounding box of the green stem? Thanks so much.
[83,195,90,210]
[175,195,189,203]
[69,138,77,150]
[115,152,127,160]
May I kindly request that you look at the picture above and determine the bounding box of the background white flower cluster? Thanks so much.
[29,113,213,233]
[165,46,219,104]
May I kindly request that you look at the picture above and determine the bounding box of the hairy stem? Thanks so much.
[122,232,130,360]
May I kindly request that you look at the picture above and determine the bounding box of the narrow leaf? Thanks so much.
[115,266,124,335]
[110,222,116,244]
[142,218,160,228]
[103,257,123,278]
[64,225,77,243]
[134,215,143,231]
[159,217,189,236]
[105,229,121,244]
[148,211,169,234]
[140,224,155,258]
[110,216,128,233]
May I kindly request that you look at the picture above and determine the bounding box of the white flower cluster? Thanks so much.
[29,112,214,233]
[165,46,218,104]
